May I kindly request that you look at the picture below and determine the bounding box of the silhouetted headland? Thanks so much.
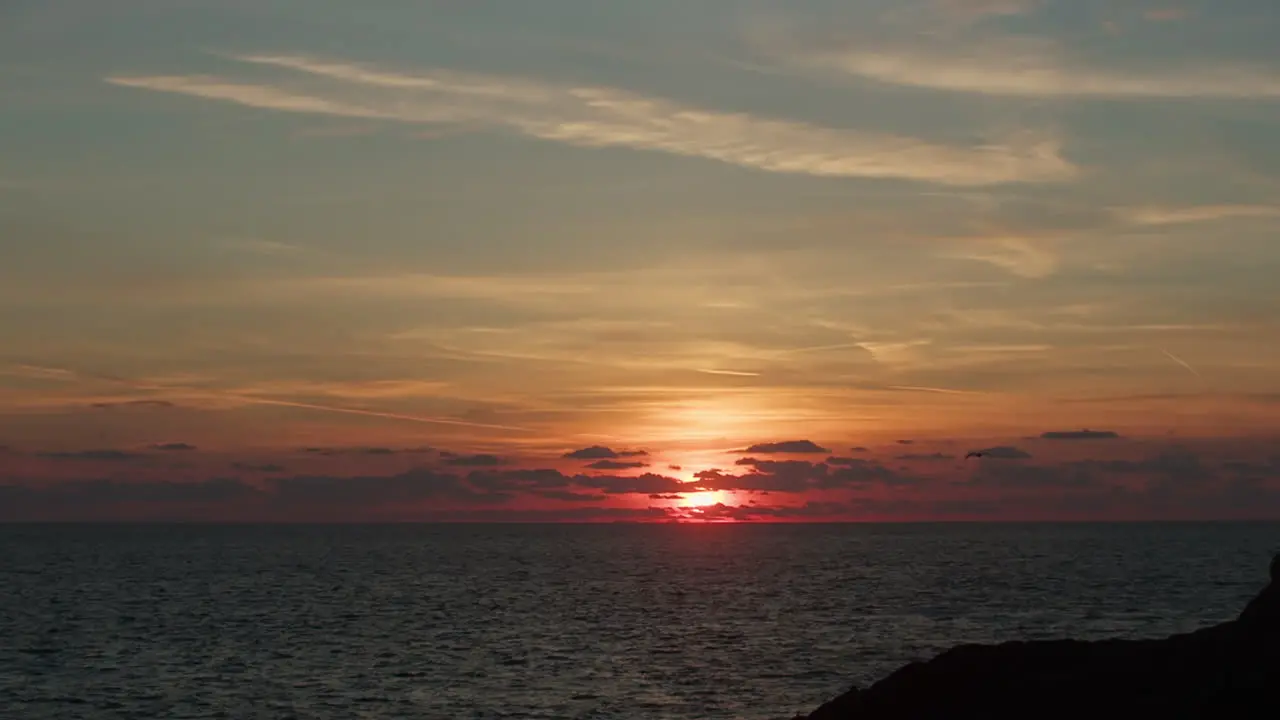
[794,554,1280,719]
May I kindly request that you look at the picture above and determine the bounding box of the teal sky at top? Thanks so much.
[5,0,1280,276]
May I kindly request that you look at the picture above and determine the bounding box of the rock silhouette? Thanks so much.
[794,554,1280,719]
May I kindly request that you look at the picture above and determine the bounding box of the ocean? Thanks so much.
[2,522,1276,719]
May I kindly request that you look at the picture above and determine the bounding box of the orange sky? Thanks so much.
[3,0,1280,521]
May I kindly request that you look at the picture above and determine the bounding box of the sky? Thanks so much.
[2,0,1279,522]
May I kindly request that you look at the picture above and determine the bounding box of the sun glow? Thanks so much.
[680,489,729,508]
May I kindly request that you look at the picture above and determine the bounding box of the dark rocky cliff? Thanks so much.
[795,555,1280,719]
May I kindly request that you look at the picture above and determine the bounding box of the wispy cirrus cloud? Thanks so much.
[822,49,1280,99]
[106,54,1075,186]
[2,361,532,434]
[1116,205,1280,226]
[947,237,1059,278]
[765,26,1280,100]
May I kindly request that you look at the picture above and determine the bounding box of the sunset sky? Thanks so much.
[2,0,1279,522]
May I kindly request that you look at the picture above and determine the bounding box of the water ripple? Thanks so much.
[1,523,1275,719]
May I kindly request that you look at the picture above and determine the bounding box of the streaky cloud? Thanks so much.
[1,360,531,434]
[1117,205,1280,226]
[107,75,389,116]
[106,54,1076,186]
[238,396,532,432]
[777,32,1280,99]
[946,237,1058,278]
[886,385,986,396]
[698,368,762,377]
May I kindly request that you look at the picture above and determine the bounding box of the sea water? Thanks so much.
[2,522,1275,719]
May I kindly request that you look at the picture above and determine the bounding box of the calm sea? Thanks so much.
[2,523,1276,719]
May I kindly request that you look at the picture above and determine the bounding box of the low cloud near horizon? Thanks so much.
[967,446,1034,460]
[741,440,831,454]
[564,446,650,460]
[3,439,1278,522]
[1040,430,1122,441]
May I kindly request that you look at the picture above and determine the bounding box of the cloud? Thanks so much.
[7,446,1277,521]
[4,365,507,434]
[967,445,1032,459]
[826,456,867,466]
[1116,205,1280,226]
[697,368,762,377]
[232,396,531,432]
[897,452,956,462]
[464,468,569,493]
[302,446,433,456]
[441,453,506,467]
[564,446,616,459]
[0,478,260,521]
[741,440,830,454]
[267,470,505,514]
[680,500,898,522]
[151,442,197,452]
[1040,430,1121,441]
[949,237,1058,278]
[36,449,146,462]
[785,33,1280,99]
[826,461,918,487]
[232,463,286,473]
[697,458,912,492]
[529,489,608,503]
[967,449,1232,496]
[1224,457,1280,479]
[434,506,678,523]
[886,385,988,396]
[695,466,815,493]
[106,54,1076,186]
[572,473,690,495]
[969,462,1100,488]
[586,460,648,470]
[90,400,175,410]
[221,238,310,256]
[2,365,82,381]
[563,445,647,460]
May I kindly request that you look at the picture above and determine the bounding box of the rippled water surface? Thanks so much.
[2,523,1277,719]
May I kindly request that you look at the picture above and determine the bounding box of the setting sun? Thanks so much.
[680,490,729,508]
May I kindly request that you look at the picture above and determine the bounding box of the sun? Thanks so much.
[680,489,729,508]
